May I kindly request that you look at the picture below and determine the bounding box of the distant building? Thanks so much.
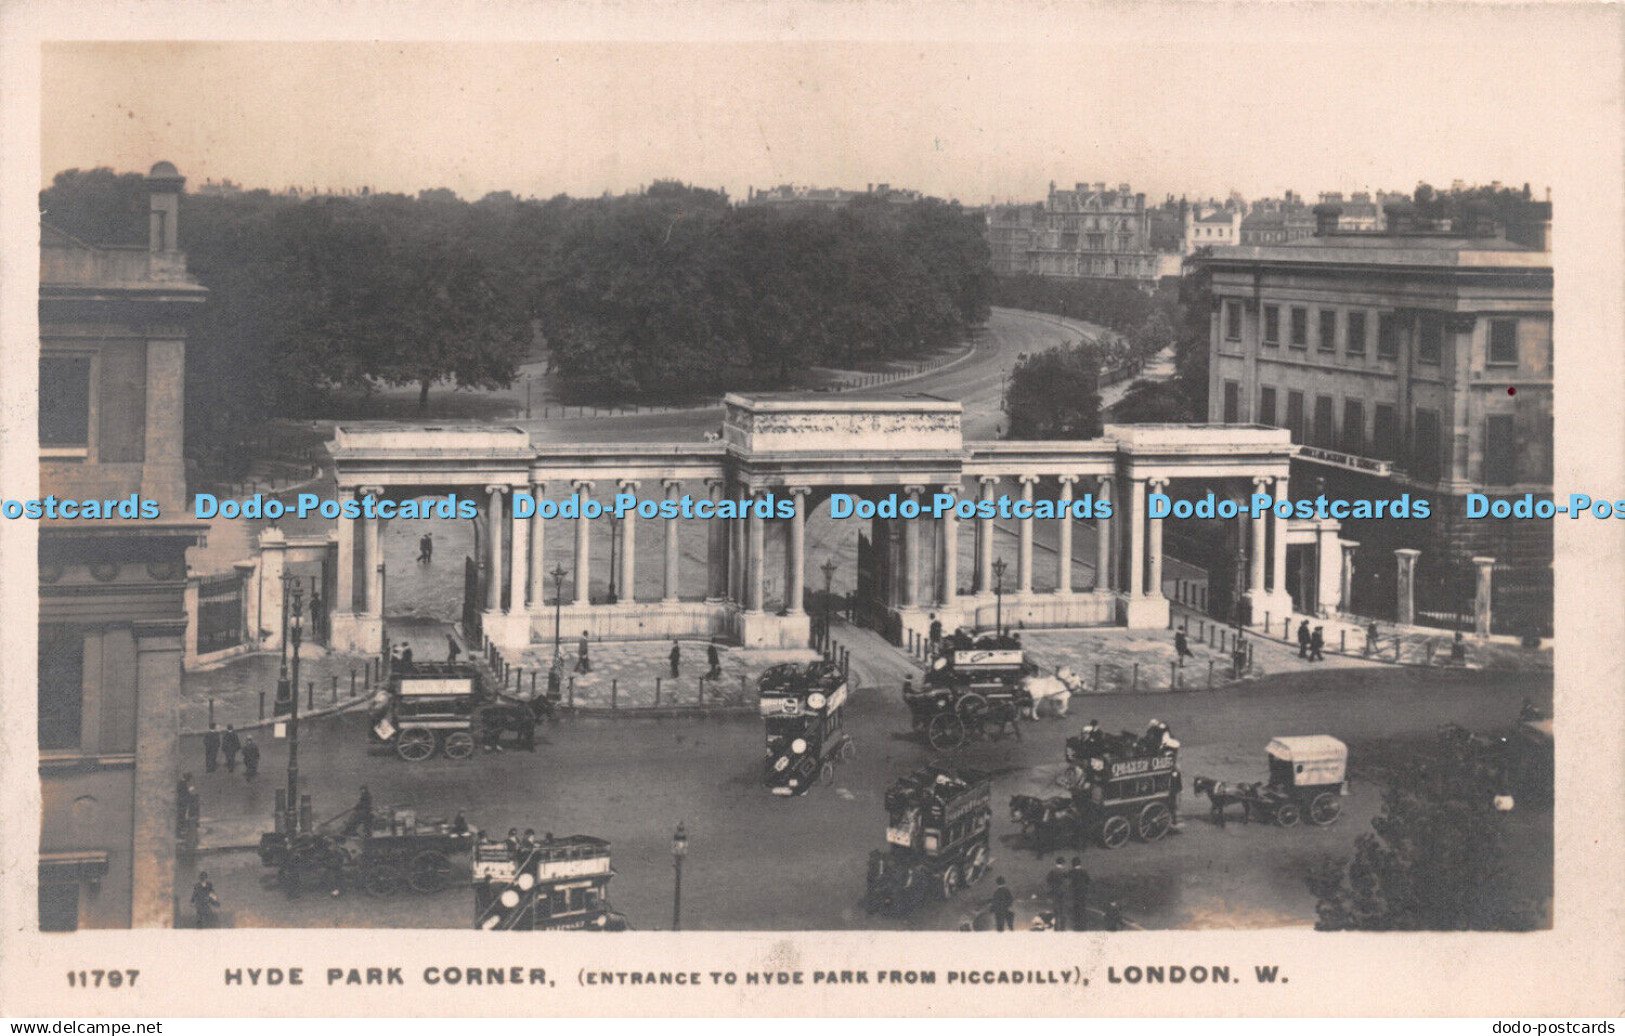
[985,181,1159,285]
[1183,205,1242,254]
[743,182,925,209]
[1202,200,1553,631]
[37,162,207,929]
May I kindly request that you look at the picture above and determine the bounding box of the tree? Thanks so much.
[1172,248,1214,417]
[40,168,148,245]
[1306,742,1541,931]
[1003,342,1102,440]
[1108,379,1192,423]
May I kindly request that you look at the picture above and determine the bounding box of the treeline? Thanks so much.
[40,169,992,452]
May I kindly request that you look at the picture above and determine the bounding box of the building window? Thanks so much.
[1318,310,1337,353]
[1377,313,1400,359]
[1489,318,1519,365]
[1373,404,1397,461]
[1485,414,1517,485]
[1258,386,1277,427]
[1289,307,1308,348]
[1342,399,1365,455]
[1285,391,1305,444]
[1412,408,1441,482]
[1263,305,1280,346]
[1222,380,1240,424]
[38,625,84,752]
[1346,311,1367,357]
[1313,395,1336,449]
[1224,301,1241,341]
[38,884,79,933]
[39,355,92,452]
[1418,314,1443,364]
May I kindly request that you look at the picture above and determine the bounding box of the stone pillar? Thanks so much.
[1055,476,1076,594]
[730,490,746,604]
[131,619,184,928]
[1126,478,1146,596]
[939,483,959,605]
[1250,476,1269,595]
[786,487,809,614]
[1271,476,1289,596]
[1340,541,1359,612]
[256,527,288,651]
[508,484,528,614]
[484,485,505,612]
[977,477,997,594]
[1094,475,1113,592]
[901,486,923,609]
[1473,556,1495,639]
[617,480,638,604]
[1146,477,1167,597]
[1017,476,1036,594]
[333,490,355,614]
[705,479,727,602]
[527,481,546,609]
[746,495,766,613]
[1395,548,1420,626]
[573,481,594,606]
[663,480,682,603]
[363,486,386,618]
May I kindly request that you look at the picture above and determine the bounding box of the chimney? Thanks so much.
[1312,203,1342,236]
[145,161,185,252]
[1383,200,1416,235]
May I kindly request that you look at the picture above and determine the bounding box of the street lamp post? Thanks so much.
[285,584,304,836]
[550,564,569,659]
[606,516,619,604]
[671,822,688,931]
[992,556,1008,638]
[820,559,838,652]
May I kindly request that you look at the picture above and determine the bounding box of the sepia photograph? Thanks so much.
[2,0,1622,1019]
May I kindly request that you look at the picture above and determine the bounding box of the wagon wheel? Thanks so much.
[818,760,836,787]
[1099,814,1132,850]
[927,713,966,752]
[407,850,453,894]
[396,728,437,762]
[955,693,989,725]
[839,737,857,762]
[442,731,476,760]
[1308,793,1341,826]
[362,862,405,897]
[939,863,963,900]
[963,844,990,885]
[1273,801,1302,828]
[1136,801,1173,842]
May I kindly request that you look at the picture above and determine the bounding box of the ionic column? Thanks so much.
[746,494,765,613]
[1146,477,1168,597]
[1126,478,1146,596]
[508,484,528,613]
[360,486,387,617]
[940,482,959,604]
[1017,476,1036,594]
[484,485,506,612]
[901,486,924,608]
[1340,541,1358,612]
[1473,556,1495,638]
[1395,548,1420,626]
[1055,476,1077,594]
[977,476,997,594]
[1250,476,1270,596]
[785,487,809,614]
[705,479,727,602]
[573,481,594,605]
[663,480,682,603]
[1094,475,1113,591]
[527,481,546,609]
[334,488,356,613]
[617,480,638,604]
[730,492,746,604]
[1271,476,1289,595]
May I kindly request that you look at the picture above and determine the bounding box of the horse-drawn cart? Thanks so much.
[258,806,472,898]
[1195,736,1347,828]
[369,662,551,762]
[908,638,1034,751]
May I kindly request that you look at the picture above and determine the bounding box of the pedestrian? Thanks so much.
[309,592,326,645]
[576,631,591,674]
[176,773,197,837]
[928,614,942,653]
[400,643,414,670]
[901,675,914,701]
[1174,629,1193,666]
[241,736,259,780]
[1365,620,1380,657]
[221,724,240,773]
[1104,899,1124,932]
[191,871,219,928]
[1450,630,1468,666]
[1297,620,1312,659]
[1310,625,1325,662]
[1068,858,1091,932]
[1231,633,1248,680]
[991,876,1015,932]
[669,639,681,678]
[547,662,562,698]
[203,723,221,773]
[707,642,721,679]
[504,828,521,857]
[1046,857,1069,932]
[447,635,461,664]
[451,811,469,836]
[344,786,374,837]
[418,533,433,564]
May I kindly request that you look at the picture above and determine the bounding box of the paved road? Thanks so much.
[179,662,1550,932]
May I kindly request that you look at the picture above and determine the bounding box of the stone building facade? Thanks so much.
[986,182,1160,284]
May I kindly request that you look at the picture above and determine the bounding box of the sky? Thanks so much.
[38,6,1617,205]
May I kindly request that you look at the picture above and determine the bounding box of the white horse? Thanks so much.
[1021,674,1072,719]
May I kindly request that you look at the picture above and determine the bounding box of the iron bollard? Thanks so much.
[611,679,618,710]
[259,691,265,720]
[740,673,748,699]
[351,669,357,696]
[1340,630,1346,653]
[1171,660,1178,691]
[307,681,314,710]
[1207,660,1215,691]
[208,698,215,726]
[331,675,338,703]
[1426,642,1434,665]
[1247,643,1253,667]
[531,672,537,696]
[568,676,575,708]
[1094,662,1102,692]
[655,677,662,707]
[1132,663,1139,692]
[1265,612,1270,632]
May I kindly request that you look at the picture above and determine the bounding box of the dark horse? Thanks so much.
[1009,794,1079,850]
[1192,776,1256,826]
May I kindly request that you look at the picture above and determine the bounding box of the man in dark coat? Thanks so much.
[221,724,241,773]
[928,614,943,653]
[576,632,592,674]
[1045,857,1069,931]
[1068,858,1091,932]
[991,876,1015,932]
[669,639,681,677]
[1309,625,1325,662]
[1297,620,1312,659]
[241,736,260,780]
[203,724,221,773]
[1174,629,1193,666]
[191,872,218,928]
[706,643,721,679]
[447,635,462,663]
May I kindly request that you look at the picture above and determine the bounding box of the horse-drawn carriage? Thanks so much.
[760,660,854,796]
[369,662,552,761]
[864,764,993,915]
[908,637,1035,751]
[257,805,472,898]
[1012,720,1182,849]
[1194,735,1347,828]
[472,833,629,931]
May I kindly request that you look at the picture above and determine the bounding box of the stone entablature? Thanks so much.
[722,393,963,456]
